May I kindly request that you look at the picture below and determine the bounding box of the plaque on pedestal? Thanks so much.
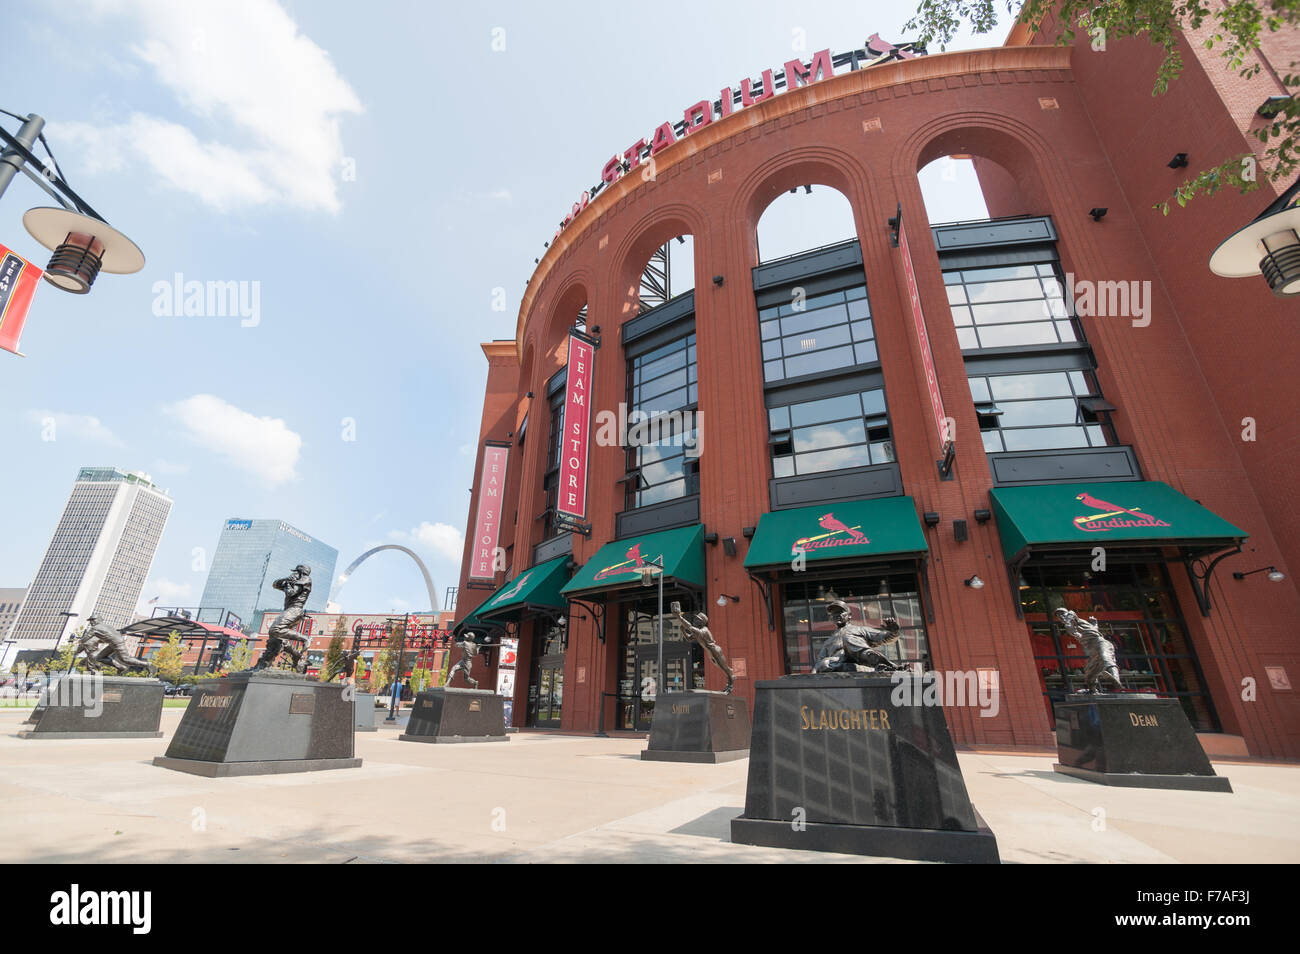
[354,692,378,732]
[1053,694,1232,792]
[641,691,750,762]
[731,674,999,863]
[398,688,509,743]
[152,670,360,776]
[18,675,164,739]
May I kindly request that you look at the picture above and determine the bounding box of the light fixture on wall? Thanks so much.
[715,593,740,607]
[964,575,985,589]
[722,537,737,556]
[1167,153,1189,169]
[1088,207,1108,222]
[1233,565,1286,583]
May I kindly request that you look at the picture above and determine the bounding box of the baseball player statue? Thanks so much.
[1055,607,1124,693]
[445,633,484,689]
[71,617,154,675]
[813,599,902,673]
[251,565,312,671]
[670,601,735,694]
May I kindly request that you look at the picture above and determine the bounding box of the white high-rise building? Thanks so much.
[8,467,173,649]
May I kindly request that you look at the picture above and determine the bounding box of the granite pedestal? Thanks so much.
[153,670,360,776]
[1053,693,1231,792]
[18,675,164,739]
[641,691,750,762]
[731,674,999,863]
[354,692,378,732]
[398,688,508,743]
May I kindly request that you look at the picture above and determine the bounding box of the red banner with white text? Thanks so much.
[897,215,949,453]
[468,443,510,582]
[0,242,41,356]
[557,334,595,521]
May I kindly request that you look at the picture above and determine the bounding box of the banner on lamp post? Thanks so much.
[468,442,510,582]
[0,243,42,357]
[556,333,595,525]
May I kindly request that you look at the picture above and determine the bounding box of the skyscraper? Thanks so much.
[199,519,338,632]
[9,468,173,649]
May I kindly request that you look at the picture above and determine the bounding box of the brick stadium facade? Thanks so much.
[452,25,1300,757]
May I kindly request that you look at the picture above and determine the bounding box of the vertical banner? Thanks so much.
[468,443,510,582]
[557,333,595,521]
[896,211,949,453]
[0,242,42,357]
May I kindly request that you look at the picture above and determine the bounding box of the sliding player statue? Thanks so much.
[670,601,734,694]
[813,600,902,673]
[251,565,312,671]
[70,617,154,675]
[445,633,483,689]
[1055,607,1124,693]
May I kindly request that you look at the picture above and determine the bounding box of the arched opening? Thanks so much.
[637,235,695,311]
[755,185,857,262]
[917,155,991,224]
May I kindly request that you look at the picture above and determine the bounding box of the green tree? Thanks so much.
[906,0,1299,210]
[152,632,186,684]
[370,648,393,692]
[227,638,255,672]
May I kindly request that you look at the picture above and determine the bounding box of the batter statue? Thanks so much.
[671,601,734,694]
[813,600,901,674]
[251,565,312,671]
[445,633,483,689]
[72,617,154,675]
[1055,608,1124,693]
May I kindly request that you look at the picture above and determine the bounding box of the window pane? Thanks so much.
[989,372,1073,400]
[870,441,896,464]
[768,406,790,430]
[964,278,1046,304]
[946,285,967,305]
[762,339,782,360]
[772,456,795,478]
[793,419,867,453]
[853,342,879,365]
[783,323,852,354]
[996,398,1079,427]
[763,360,782,381]
[981,430,1003,452]
[760,319,779,339]
[861,389,886,416]
[976,322,1060,348]
[783,345,855,378]
[956,328,979,350]
[850,319,874,341]
[796,445,871,474]
[780,304,848,337]
[961,264,1039,282]
[950,306,973,326]
[968,377,991,402]
[790,393,862,427]
[846,298,870,320]
[1001,426,1089,450]
[971,300,1053,325]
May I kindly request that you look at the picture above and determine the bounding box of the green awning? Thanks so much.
[990,481,1247,563]
[475,555,571,622]
[561,524,705,599]
[743,496,928,570]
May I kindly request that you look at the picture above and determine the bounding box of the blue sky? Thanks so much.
[0,1,1004,618]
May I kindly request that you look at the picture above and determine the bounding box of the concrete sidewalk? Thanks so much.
[1,708,1296,864]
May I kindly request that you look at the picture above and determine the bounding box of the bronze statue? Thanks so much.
[251,565,312,671]
[1055,608,1124,693]
[671,601,734,694]
[72,617,153,675]
[813,600,901,673]
[445,633,481,689]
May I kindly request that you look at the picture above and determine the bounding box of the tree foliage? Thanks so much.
[906,0,1299,210]
[151,632,186,684]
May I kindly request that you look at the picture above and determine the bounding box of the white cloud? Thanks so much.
[165,393,301,485]
[152,458,191,476]
[389,521,465,563]
[60,0,362,212]
[28,409,122,445]
[136,577,194,614]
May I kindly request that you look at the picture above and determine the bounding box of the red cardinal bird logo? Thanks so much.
[1073,490,1169,531]
[594,542,656,580]
[793,512,870,553]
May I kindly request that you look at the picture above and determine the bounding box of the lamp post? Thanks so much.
[639,556,665,698]
[1210,177,1300,297]
[385,612,410,724]
[55,610,78,648]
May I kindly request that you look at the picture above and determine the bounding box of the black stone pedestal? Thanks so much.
[641,691,750,763]
[354,692,378,732]
[1053,694,1231,792]
[398,688,508,743]
[18,675,163,739]
[730,674,1000,863]
[153,671,360,776]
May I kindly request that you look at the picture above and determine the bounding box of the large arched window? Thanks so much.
[755,186,857,263]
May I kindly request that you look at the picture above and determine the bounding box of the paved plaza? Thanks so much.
[2,707,1297,864]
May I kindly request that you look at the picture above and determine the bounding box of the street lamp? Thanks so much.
[639,556,665,698]
[1,113,144,293]
[1210,177,1300,297]
[384,613,410,724]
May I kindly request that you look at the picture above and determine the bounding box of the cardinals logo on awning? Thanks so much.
[792,512,871,555]
[488,570,533,605]
[1072,491,1170,532]
[594,542,660,581]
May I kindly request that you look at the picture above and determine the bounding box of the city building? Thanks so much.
[8,468,172,650]
[124,610,252,674]
[0,587,26,639]
[198,519,338,632]
[451,28,1300,757]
